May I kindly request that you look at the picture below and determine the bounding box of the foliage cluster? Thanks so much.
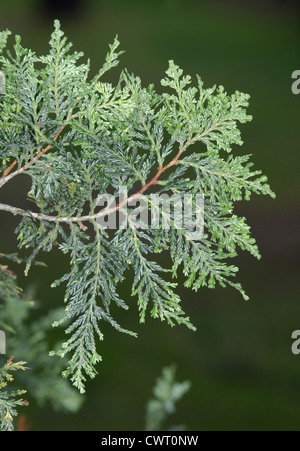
[0,21,274,405]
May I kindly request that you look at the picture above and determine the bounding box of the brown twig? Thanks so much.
[17,415,31,431]
[115,143,186,211]
[34,124,67,160]
[0,124,67,186]
[2,159,17,178]
[5,355,14,367]
[0,265,17,278]
[0,139,193,225]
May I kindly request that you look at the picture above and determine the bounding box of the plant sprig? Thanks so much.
[0,21,275,393]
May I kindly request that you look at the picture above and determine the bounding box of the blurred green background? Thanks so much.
[0,0,299,431]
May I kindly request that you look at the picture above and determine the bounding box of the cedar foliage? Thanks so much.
[0,21,275,395]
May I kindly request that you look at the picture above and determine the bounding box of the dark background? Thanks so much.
[0,0,299,431]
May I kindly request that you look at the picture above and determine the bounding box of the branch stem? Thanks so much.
[0,123,67,189]
[0,139,192,225]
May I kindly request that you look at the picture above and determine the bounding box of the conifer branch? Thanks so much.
[0,123,68,188]
[0,22,275,393]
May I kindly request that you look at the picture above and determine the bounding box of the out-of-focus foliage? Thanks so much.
[0,356,29,431]
[145,364,191,431]
[0,252,83,431]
